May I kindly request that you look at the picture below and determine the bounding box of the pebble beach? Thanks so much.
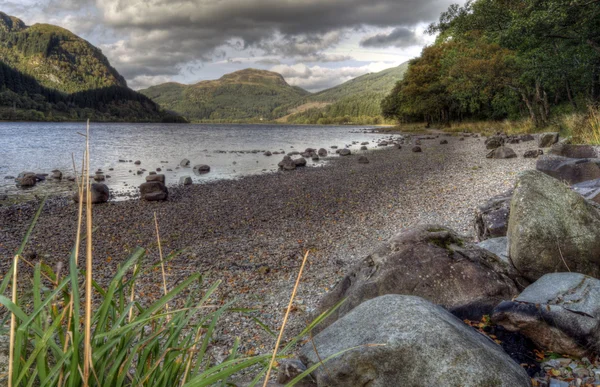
[0,131,539,360]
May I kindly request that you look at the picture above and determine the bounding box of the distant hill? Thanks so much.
[283,63,410,124]
[0,12,183,122]
[140,69,310,122]
[141,64,409,124]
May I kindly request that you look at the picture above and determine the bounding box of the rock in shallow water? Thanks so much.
[179,176,192,185]
[301,295,531,387]
[492,273,600,357]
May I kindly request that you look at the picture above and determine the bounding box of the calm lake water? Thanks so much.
[0,122,385,199]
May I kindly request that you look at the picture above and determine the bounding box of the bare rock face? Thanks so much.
[492,273,600,357]
[313,225,526,334]
[301,295,531,387]
[508,170,600,281]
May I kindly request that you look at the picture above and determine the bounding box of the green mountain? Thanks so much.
[284,63,410,125]
[141,63,409,124]
[0,12,183,122]
[140,69,310,122]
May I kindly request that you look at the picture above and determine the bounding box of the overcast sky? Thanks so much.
[1,0,462,91]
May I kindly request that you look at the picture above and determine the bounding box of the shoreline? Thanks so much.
[0,133,538,357]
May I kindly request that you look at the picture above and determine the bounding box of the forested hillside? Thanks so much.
[140,69,310,122]
[0,12,183,122]
[0,12,126,93]
[141,64,409,124]
[284,63,409,125]
[381,0,600,129]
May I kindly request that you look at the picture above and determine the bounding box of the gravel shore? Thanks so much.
[0,132,537,361]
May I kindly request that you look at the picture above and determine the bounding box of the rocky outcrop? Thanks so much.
[507,170,600,281]
[73,183,110,204]
[314,225,525,333]
[536,156,600,185]
[301,295,531,387]
[474,189,512,240]
[486,146,517,159]
[492,273,600,357]
[139,181,168,201]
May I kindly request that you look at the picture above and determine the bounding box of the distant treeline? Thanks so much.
[0,60,185,122]
[382,0,600,127]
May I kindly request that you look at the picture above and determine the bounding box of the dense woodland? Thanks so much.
[381,0,600,128]
[0,61,184,122]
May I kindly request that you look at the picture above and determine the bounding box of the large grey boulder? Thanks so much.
[492,273,600,357]
[486,146,517,159]
[301,295,531,387]
[507,170,600,281]
[139,181,168,201]
[317,148,328,157]
[338,149,351,156]
[536,155,600,185]
[73,183,110,204]
[474,189,512,240]
[549,143,600,159]
[314,225,525,333]
[538,132,559,148]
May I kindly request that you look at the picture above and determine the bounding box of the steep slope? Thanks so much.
[0,12,126,93]
[0,13,183,122]
[284,62,409,124]
[140,69,310,122]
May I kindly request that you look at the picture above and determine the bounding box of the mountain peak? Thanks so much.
[0,12,26,33]
[219,68,289,87]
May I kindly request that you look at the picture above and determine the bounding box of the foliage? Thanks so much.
[0,52,183,122]
[0,12,126,94]
[285,63,409,124]
[383,0,600,128]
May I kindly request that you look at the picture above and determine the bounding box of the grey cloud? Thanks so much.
[360,27,421,48]
[255,59,281,65]
[93,0,454,79]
